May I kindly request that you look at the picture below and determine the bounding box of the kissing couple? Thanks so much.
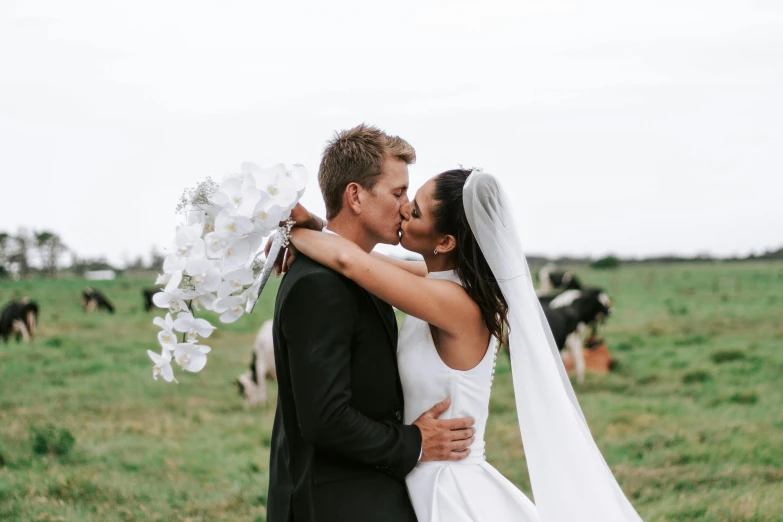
[265,124,643,522]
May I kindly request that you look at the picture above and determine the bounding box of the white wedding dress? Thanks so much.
[393,171,641,521]
[398,269,539,522]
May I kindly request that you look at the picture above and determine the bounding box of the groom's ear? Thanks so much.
[344,182,363,215]
[437,234,457,255]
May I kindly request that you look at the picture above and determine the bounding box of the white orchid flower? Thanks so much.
[246,232,267,261]
[217,268,255,298]
[183,239,205,260]
[175,222,206,258]
[237,174,262,215]
[287,163,308,198]
[213,174,261,214]
[147,347,177,383]
[176,221,204,247]
[251,198,286,235]
[222,238,250,271]
[204,231,228,259]
[185,259,222,294]
[243,162,306,195]
[185,209,205,226]
[173,343,211,373]
[152,291,187,313]
[214,209,254,239]
[163,254,187,275]
[172,311,216,343]
[191,292,216,311]
[152,272,188,312]
[153,312,177,348]
[249,163,298,210]
[212,295,247,323]
[198,203,222,234]
[212,175,242,207]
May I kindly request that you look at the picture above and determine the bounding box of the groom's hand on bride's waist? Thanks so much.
[413,398,476,462]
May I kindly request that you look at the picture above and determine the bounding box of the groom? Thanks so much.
[267,124,475,521]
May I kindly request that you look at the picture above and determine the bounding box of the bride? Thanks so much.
[281,168,643,521]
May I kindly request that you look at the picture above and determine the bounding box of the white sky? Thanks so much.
[1,0,781,265]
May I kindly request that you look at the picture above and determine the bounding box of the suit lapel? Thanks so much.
[366,291,406,404]
[366,292,397,348]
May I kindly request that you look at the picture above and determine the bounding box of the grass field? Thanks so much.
[1,262,782,521]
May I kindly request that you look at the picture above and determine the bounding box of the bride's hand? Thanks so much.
[278,243,298,275]
[264,203,324,274]
[289,202,325,232]
[264,239,300,276]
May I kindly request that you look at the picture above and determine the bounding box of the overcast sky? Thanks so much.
[1,0,781,266]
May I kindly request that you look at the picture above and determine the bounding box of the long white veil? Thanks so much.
[462,170,643,521]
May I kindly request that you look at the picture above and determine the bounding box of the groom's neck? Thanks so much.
[326,214,377,253]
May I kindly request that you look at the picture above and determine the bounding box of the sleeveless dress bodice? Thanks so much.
[396,270,538,522]
[398,270,497,461]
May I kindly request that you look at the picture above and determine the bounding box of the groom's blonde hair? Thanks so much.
[319,123,416,220]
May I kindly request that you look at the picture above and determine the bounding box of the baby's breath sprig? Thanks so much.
[178,275,197,294]
[175,177,219,214]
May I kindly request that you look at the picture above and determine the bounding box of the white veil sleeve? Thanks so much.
[463,170,643,521]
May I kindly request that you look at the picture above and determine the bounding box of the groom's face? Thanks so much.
[361,157,409,246]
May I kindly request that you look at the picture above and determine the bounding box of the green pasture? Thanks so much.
[0,262,781,521]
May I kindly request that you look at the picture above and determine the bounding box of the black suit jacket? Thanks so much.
[267,254,422,522]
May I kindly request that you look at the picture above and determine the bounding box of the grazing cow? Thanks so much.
[537,263,582,296]
[540,288,612,384]
[82,288,115,314]
[142,288,158,312]
[536,293,560,309]
[235,319,276,406]
[549,288,612,338]
[0,299,39,343]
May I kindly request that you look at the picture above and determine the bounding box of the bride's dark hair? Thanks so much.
[433,169,508,343]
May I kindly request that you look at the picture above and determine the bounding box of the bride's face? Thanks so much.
[399,177,441,255]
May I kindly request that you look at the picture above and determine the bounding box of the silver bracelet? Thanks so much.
[280,218,296,248]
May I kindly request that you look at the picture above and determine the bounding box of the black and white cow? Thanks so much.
[142,288,158,312]
[540,288,612,384]
[234,319,277,406]
[0,299,39,343]
[82,288,115,314]
[537,263,582,296]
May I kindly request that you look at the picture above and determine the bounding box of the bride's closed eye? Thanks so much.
[412,200,421,218]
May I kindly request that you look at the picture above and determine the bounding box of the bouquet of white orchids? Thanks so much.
[148,162,307,383]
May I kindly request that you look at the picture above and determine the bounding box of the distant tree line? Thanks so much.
[0,228,164,280]
[0,228,66,279]
[614,246,783,265]
[526,247,783,269]
[2,226,779,280]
